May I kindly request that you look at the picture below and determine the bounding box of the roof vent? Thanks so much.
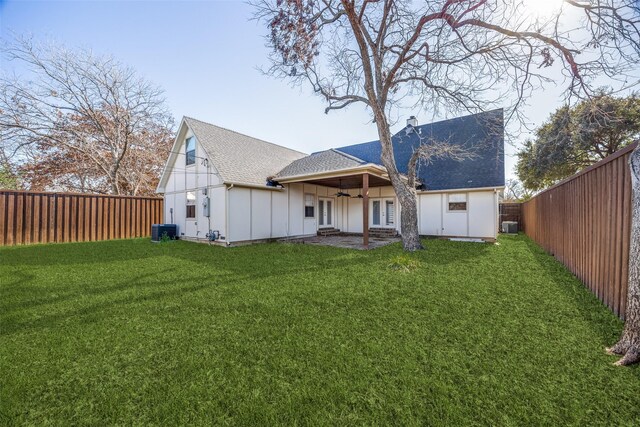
[407,116,418,127]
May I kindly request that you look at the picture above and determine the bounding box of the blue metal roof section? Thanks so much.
[337,109,505,191]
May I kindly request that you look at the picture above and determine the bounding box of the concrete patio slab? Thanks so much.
[281,234,400,250]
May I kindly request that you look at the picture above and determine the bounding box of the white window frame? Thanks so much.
[304,193,315,218]
[447,193,468,213]
[185,136,196,167]
[186,191,197,219]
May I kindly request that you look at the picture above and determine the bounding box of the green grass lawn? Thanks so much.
[1,235,638,426]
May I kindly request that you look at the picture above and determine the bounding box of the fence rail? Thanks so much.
[0,190,163,246]
[521,142,637,319]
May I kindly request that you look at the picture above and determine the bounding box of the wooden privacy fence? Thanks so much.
[521,142,637,319]
[0,190,163,246]
[499,202,522,230]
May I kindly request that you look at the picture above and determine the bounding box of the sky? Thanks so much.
[0,0,635,180]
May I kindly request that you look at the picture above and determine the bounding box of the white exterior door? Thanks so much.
[370,198,395,228]
[318,197,334,229]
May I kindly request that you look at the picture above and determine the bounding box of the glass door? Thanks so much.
[385,200,395,226]
[372,200,381,226]
[318,198,333,228]
[370,198,395,228]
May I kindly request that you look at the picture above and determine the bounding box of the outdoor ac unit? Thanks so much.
[151,224,178,241]
[501,221,518,234]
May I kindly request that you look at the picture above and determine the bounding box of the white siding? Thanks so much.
[468,191,498,239]
[380,187,395,197]
[162,124,226,240]
[174,192,187,236]
[271,190,289,238]
[288,184,304,236]
[417,190,497,239]
[442,193,469,237]
[228,187,251,242]
[336,196,345,230]
[346,197,363,233]
[302,184,318,235]
[251,190,272,240]
[210,187,226,239]
[163,128,223,195]
[419,193,442,236]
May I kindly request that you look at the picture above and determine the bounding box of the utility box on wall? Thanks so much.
[202,196,210,217]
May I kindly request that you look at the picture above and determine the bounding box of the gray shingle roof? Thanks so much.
[336,109,505,190]
[185,117,307,186]
[275,149,366,179]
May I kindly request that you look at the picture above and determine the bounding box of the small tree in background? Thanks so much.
[0,168,19,190]
[0,151,19,190]
[0,37,175,196]
[517,94,640,191]
[503,178,533,202]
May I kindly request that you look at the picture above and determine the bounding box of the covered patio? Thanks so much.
[276,164,397,249]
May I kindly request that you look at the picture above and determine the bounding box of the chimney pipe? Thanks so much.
[407,116,418,127]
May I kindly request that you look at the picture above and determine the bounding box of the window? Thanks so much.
[186,191,196,218]
[185,136,196,166]
[448,193,467,212]
[304,193,315,218]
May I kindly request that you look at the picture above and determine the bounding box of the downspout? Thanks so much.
[494,188,499,239]
[225,183,234,246]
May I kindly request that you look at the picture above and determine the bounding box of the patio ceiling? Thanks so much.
[301,173,391,189]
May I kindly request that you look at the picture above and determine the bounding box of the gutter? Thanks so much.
[224,181,285,191]
[275,164,390,183]
[417,185,505,194]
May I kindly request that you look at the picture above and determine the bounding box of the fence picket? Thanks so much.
[522,142,637,319]
[0,190,163,246]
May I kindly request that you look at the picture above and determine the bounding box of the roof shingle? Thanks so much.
[275,149,366,179]
[185,117,307,186]
[336,109,505,190]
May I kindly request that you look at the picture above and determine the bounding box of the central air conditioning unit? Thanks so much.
[501,221,518,234]
[151,224,178,241]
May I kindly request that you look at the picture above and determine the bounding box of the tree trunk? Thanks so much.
[376,123,423,251]
[395,180,423,251]
[607,144,640,365]
[109,169,120,195]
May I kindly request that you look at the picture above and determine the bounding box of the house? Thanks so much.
[156,109,505,245]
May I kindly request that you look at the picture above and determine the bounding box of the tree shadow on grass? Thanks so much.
[0,268,238,337]
[414,238,492,266]
[0,239,161,266]
[2,236,498,339]
[1,249,379,335]
[1,267,180,315]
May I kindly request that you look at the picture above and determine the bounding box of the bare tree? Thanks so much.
[254,0,640,364]
[254,0,639,251]
[0,36,174,196]
[503,178,533,202]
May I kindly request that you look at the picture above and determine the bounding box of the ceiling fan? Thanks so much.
[333,179,351,197]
